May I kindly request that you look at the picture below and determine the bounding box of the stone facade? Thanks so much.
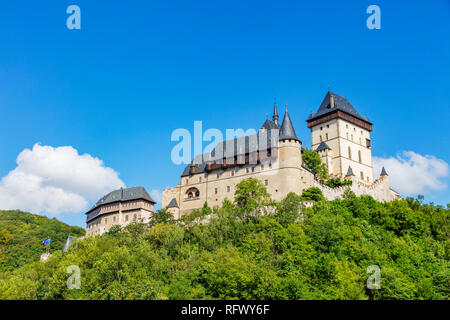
[85,187,155,236]
[163,92,400,217]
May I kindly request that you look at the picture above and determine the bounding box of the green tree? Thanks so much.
[302,150,328,181]
[234,178,273,219]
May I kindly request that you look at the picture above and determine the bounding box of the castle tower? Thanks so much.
[273,98,279,125]
[307,91,374,183]
[278,109,304,195]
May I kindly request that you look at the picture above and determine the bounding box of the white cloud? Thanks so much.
[373,151,449,195]
[0,143,125,215]
[149,189,162,204]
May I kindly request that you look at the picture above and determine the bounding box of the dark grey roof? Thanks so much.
[167,198,179,208]
[261,119,281,130]
[380,166,388,176]
[181,128,280,177]
[345,166,355,176]
[90,186,155,211]
[308,91,371,123]
[279,110,300,142]
[316,141,331,152]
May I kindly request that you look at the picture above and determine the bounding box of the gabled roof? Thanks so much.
[181,129,279,177]
[88,186,155,213]
[167,198,179,208]
[279,110,300,142]
[345,166,355,177]
[261,119,280,130]
[316,141,331,152]
[308,91,371,124]
[380,166,388,176]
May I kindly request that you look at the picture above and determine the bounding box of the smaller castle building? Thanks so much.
[85,187,155,236]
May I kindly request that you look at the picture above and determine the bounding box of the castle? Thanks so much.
[162,91,400,218]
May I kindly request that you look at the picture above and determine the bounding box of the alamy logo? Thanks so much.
[66,265,81,289]
[366,5,381,30]
[66,5,81,30]
[366,265,381,290]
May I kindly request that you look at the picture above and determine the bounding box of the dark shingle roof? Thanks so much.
[308,91,371,123]
[167,198,179,208]
[279,110,300,142]
[181,129,279,177]
[345,166,355,177]
[261,119,281,130]
[380,166,388,176]
[91,186,155,211]
[316,141,331,152]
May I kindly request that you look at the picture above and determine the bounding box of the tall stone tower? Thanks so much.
[306,91,374,183]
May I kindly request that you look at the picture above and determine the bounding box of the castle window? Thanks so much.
[366,139,371,148]
[319,135,322,142]
[265,179,268,186]
[227,186,230,192]
[359,138,362,144]
[104,218,107,224]
[261,164,264,170]
[231,171,234,177]
[360,172,364,180]
[186,187,200,199]
[327,124,329,128]
[348,147,352,160]
[185,179,188,185]
[326,133,328,140]
[215,188,218,194]
[217,173,220,179]
[133,214,137,221]
[246,168,249,173]
[125,215,128,221]
[358,150,362,163]
[199,177,202,182]
[351,134,354,141]
[346,133,349,139]
[113,216,116,222]
[252,167,255,173]
[346,124,348,129]
[320,126,323,131]
[269,162,272,168]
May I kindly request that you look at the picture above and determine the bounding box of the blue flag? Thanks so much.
[42,238,51,246]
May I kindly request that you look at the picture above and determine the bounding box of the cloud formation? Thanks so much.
[0,143,125,215]
[373,151,449,195]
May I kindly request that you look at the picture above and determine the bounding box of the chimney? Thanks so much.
[330,94,334,108]
[189,165,195,175]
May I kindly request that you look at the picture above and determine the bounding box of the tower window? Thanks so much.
[348,146,352,160]
[215,188,218,194]
[319,135,322,142]
[358,150,362,163]
[246,168,249,173]
[366,139,371,148]
[199,177,202,182]
[231,171,234,177]
[360,172,364,180]
[326,133,328,140]
[252,167,255,172]
[217,173,220,179]
[320,126,323,131]
[227,186,230,192]
[261,165,264,170]
[265,180,268,186]
[346,133,349,139]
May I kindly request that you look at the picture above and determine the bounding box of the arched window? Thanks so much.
[358,150,362,163]
[348,146,352,160]
[185,187,200,199]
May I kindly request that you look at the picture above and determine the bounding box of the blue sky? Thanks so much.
[0,1,449,227]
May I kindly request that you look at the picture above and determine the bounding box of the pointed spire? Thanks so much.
[279,110,300,142]
[273,97,279,124]
[345,166,355,177]
[380,166,388,176]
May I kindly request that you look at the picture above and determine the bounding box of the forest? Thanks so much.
[0,178,448,300]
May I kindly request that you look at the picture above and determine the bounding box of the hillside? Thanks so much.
[0,179,448,300]
[0,210,85,272]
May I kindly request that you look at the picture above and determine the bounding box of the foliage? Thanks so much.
[0,181,448,300]
[300,187,325,202]
[325,177,353,188]
[0,210,85,272]
[302,150,328,181]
